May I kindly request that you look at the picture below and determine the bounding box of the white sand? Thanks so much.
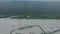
[0,18,60,34]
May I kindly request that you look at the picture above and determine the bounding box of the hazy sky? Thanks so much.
[12,0,60,1]
[20,0,59,1]
[0,0,60,1]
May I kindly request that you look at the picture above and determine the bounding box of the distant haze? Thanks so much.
[0,0,60,1]
[0,1,60,15]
